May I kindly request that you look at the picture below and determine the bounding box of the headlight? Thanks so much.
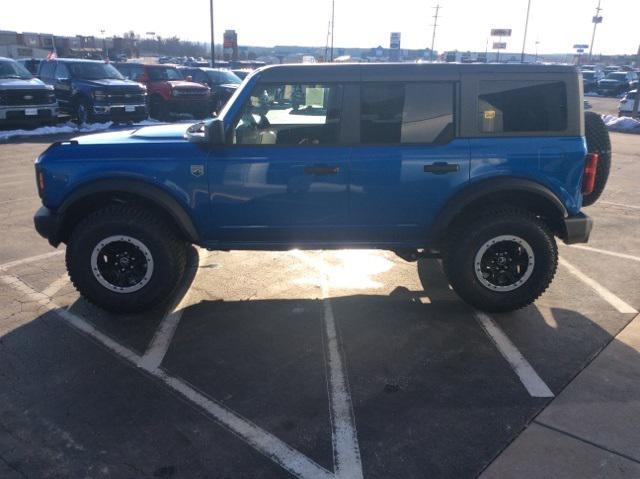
[47,92,56,103]
[93,90,107,101]
[171,89,179,96]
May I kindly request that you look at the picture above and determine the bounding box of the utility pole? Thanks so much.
[330,0,335,62]
[633,43,640,119]
[430,4,441,62]
[521,0,531,63]
[209,0,215,67]
[588,0,602,61]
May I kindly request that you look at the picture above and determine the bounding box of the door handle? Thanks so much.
[304,165,340,175]
[423,162,460,174]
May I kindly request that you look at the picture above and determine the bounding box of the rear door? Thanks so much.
[53,62,73,112]
[348,80,470,245]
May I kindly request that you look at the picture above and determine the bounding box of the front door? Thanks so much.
[205,81,350,246]
[349,81,470,246]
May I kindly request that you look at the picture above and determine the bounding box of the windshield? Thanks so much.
[0,60,33,79]
[148,67,184,81]
[605,72,627,80]
[210,70,242,85]
[582,72,595,79]
[68,63,124,80]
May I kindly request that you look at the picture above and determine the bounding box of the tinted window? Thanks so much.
[478,81,567,134]
[39,61,55,79]
[55,63,70,80]
[360,82,455,144]
[148,67,183,81]
[68,62,123,80]
[234,83,343,145]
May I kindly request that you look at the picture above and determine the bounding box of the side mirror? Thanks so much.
[185,75,193,82]
[186,118,225,145]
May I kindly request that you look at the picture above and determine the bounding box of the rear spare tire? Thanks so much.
[583,111,611,206]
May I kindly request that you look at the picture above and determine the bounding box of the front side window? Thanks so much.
[55,63,70,80]
[360,82,455,144]
[233,83,343,146]
[478,81,567,134]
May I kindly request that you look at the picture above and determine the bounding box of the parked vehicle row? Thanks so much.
[0,57,58,127]
[582,64,640,97]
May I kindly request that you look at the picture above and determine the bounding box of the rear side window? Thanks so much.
[39,61,55,79]
[478,81,567,134]
[360,82,455,144]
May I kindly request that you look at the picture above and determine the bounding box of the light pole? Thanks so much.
[210,0,215,66]
[430,4,441,62]
[100,29,109,59]
[588,0,603,61]
[521,0,531,63]
[330,0,335,62]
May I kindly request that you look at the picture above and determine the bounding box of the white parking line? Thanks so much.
[0,250,64,271]
[600,201,640,211]
[292,251,364,479]
[559,257,638,314]
[475,311,554,398]
[0,272,335,479]
[564,244,640,263]
[42,274,70,297]
[139,250,209,371]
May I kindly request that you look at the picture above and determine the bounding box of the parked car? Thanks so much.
[33,63,610,315]
[603,65,621,75]
[0,57,58,127]
[618,90,638,118]
[582,70,604,93]
[597,71,639,96]
[177,66,241,113]
[115,63,210,120]
[16,58,43,76]
[38,58,147,124]
[231,69,252,80]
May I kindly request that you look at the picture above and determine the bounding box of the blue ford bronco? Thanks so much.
[33,63,611,314]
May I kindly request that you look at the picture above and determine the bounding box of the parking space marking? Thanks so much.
[0,272,337,479]
[42,274,70,297]
[139,250,209,371]
[0,250,64,271]
[292,251,364,479]
[475,311,555,398]
[600,200,640,211]
[564,244,640,263]
[559,257,638,314]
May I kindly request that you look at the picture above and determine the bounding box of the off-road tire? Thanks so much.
[583,111,612,206]
[443,208,557,313]
[66,204,188,314]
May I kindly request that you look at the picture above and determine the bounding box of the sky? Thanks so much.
[2,0,639,55]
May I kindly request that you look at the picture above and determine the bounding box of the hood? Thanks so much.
[74,78,144,90]
[168,80,209,90]
[72,123,193,145]
[599,78,624,85]
[0,77,49,90]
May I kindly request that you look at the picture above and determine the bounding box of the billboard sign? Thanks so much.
[493,42,507,49]
[390,32,401,50]
[573,44,589,49]
[592,15,603,24]
[491,29,512,37]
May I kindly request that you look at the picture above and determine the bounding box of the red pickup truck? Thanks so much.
[115,63,211,120]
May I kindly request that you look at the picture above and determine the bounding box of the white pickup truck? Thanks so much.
[619,90,639,118]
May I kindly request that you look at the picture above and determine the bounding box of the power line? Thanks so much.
[430,4,441,62]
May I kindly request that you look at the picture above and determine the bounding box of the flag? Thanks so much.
[46,51,57,60]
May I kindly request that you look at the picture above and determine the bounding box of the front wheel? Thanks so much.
[66,205,188,314]
[443,208,557,313]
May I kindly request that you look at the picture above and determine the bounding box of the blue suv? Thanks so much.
[33,63,609,314]
[38,58,148,124]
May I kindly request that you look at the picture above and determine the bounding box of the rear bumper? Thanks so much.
[34,206,62,247]
[562,212,593,245]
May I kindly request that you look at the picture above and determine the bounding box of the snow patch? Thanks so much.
[602,114,640,134]
[0,121,113,142]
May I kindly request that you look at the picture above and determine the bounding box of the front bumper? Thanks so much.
[92,103,148,120]
[0,104,58,125]
[562,212,593,245]
[34,206,62,247]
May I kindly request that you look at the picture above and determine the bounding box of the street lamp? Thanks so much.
[210,0,215,67]
[100,29,109,59]
[521,0,531,63]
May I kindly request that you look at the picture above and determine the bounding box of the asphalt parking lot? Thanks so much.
[1,97,639,478]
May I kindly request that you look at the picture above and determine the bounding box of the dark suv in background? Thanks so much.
[0,57,58,127]
[177,66,241,113]
[38,59,147,124]
[597,70,639,96]
[115,63,210,120]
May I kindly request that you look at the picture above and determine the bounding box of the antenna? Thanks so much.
[430,4,441,62]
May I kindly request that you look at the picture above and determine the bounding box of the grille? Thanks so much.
[0,89,54,106]
[106,90,146,104]
[173,89,208,97]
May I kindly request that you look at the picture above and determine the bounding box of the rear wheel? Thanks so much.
[66,205,188,314]
[583,111,612,206]
[443,208,557,313]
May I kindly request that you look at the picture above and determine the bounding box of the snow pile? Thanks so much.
[602,114,640,133]
[0,121,113,143]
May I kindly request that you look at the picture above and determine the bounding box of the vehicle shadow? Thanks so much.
[0,254,637,478]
